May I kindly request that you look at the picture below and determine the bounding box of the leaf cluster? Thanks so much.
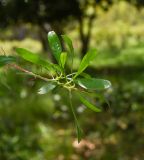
[0,31,111,142]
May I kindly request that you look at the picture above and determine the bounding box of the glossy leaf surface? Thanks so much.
[48,31,62,64]
[75,78,111,90]
[38,83,56,94]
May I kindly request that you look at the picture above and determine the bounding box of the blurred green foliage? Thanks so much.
[0,1,144,160]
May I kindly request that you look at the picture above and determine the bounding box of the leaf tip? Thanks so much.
[48,30,55,35]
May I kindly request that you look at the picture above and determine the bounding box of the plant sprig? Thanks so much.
[0,31,111,142]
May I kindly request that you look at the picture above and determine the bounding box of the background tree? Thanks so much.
[0,0,81,51]
[0,0,144,55]
[77,0,113,56]
[0,0,114,55]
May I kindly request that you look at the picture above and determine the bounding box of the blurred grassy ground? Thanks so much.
[0,38,42,55]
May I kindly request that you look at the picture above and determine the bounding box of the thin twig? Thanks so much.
[8,63,54,82]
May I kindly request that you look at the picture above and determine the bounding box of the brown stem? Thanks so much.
[8,63,53,82]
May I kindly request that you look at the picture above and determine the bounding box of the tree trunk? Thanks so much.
[78,1,96,57]
[78,14,95,57]
[38,25,49,51]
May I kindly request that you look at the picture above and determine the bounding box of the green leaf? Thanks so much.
[69,91,83,143]
[76,121,83,143]
[74,49,97,78]
[78,93,101,112]
[48,31,62,64]
[75,78,111,90]
[60,52,67,68]
[80,72,91,79]
[62,35,74,54]
[15,48,62,73]
[0,55,16,67]
[38,83,56,94]
[61,35,74,61]
[62,35,74,72]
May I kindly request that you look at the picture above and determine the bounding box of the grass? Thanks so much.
[0,38,42,55]
[92,44,144,68]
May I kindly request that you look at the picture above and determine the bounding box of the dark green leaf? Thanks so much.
[69,91,83,143]
[0,55,16,67]
[62,35,74,72]
[60,52,67,68]
[48,31,62,64]
[38,83,56,94]
[76,121,83,143]
[62,35,74,54]
[75,78,111,90]
[15,48,62,73]
[74,49,97,78]
[78,93,101,112]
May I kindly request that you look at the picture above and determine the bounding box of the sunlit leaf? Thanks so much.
[78,93,101,112]
[74,49,97,78]
[60,52,67,68]
[15,48,62,73]
[0,55,16,67]
[38,83,56,94]
[75,78,111,90]
[48,31,62,64]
